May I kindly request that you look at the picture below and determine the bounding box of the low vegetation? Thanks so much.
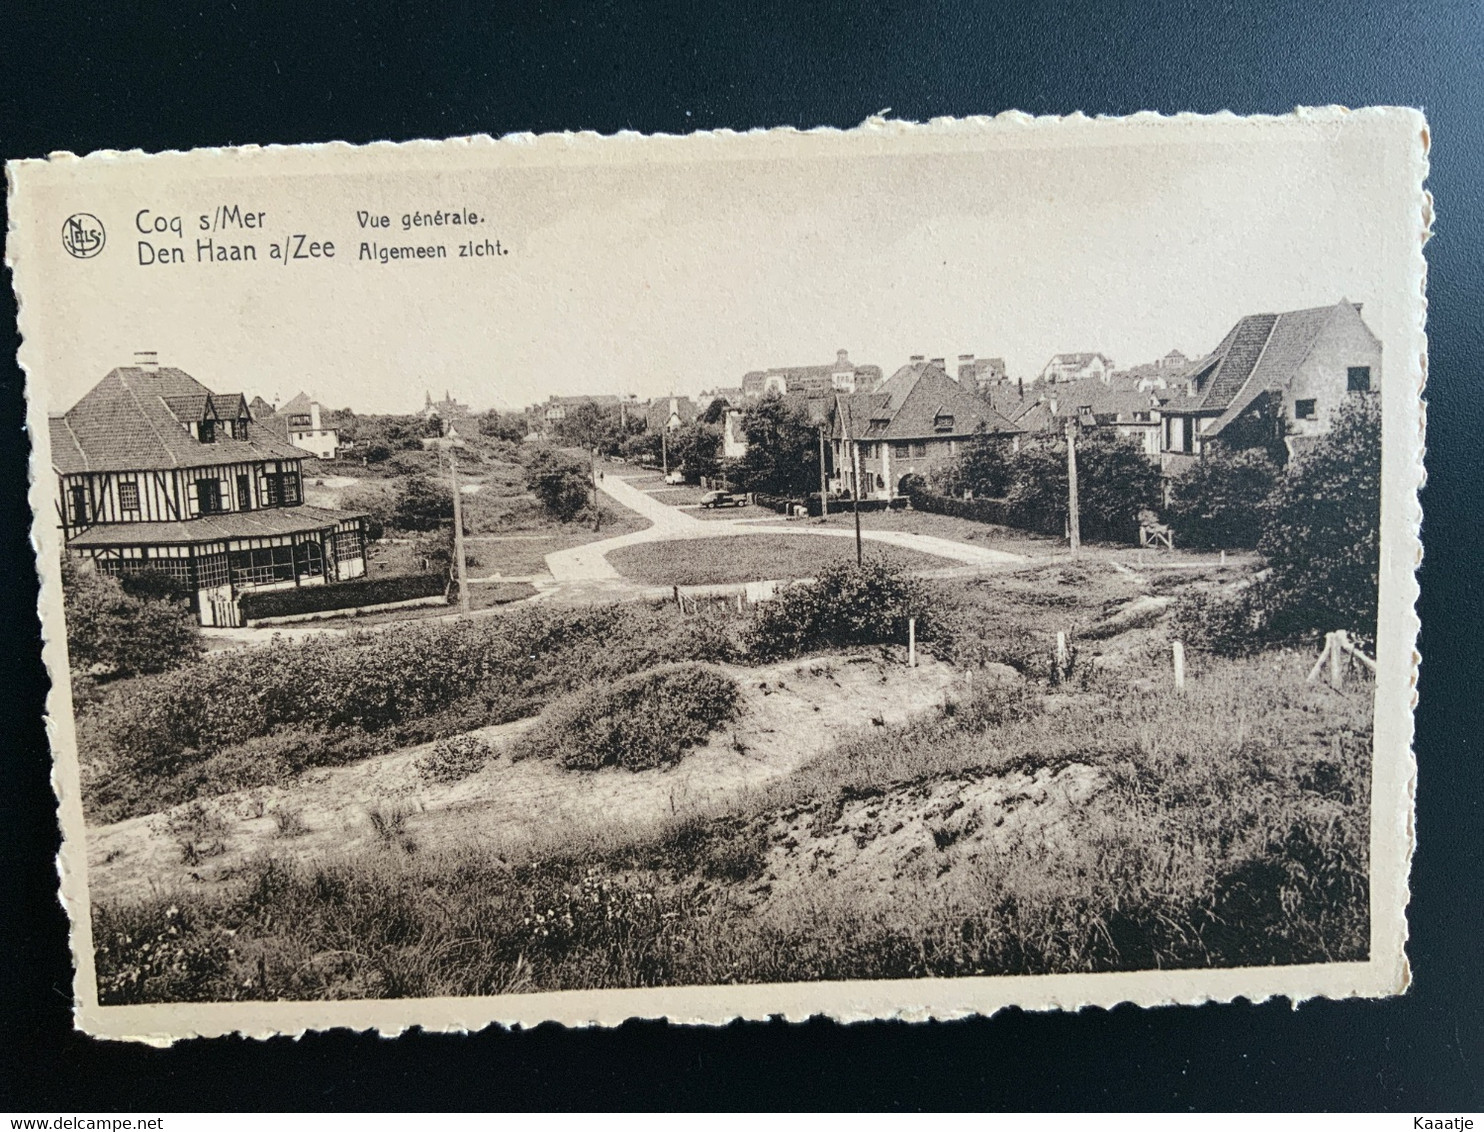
[79,602,745,823]
[511,663,741,770]
[91,647,1370,1003]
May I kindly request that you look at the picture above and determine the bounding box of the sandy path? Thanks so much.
[86,653,961,905]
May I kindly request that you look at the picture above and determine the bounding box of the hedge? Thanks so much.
[240,572,448,620]
[905,489,1011,525]
[755,492,908,517]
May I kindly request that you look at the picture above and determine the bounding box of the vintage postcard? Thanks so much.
[6,109,1426,1043]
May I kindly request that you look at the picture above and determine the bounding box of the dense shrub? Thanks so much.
[1258,394,1381,643]
[61,560,202,679]
[1166,446,1282,549]
[391,473,455,532]
[240,572,447,620]
[523,446,593,523]
[510,663,741,770]
[748,560,930,660]
[733,394,821,496]
[1169,587,1266,657]
[1005,433,1162,543]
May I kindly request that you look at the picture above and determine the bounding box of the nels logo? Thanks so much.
[62,213,106,259]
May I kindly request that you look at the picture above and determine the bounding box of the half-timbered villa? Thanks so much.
[51,360,368,627]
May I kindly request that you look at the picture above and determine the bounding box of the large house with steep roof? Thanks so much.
[831,360,1022,499]
[1158,299,1381,472]
[51,361,368,627]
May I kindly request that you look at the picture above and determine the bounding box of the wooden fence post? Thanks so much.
[908,617,917,668]
[1330,629,1346,688]
[1055,631,1068,682]
[1172,640,1186,691]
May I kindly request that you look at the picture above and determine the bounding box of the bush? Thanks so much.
[523,446,593,523]
[747,559,930,660]
[510,663,741,771]
[61,560,202,679]
[1170,587,1266,657]
[1166,446,1282,549]
[391,473,454,532]
[416,734,494,784]
[1258,394,1381,643]
[240,572,447,620]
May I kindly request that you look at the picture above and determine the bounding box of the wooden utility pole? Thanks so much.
[818,425,829,517]
[448,443,470,616]
[1065,417,1081,556]
[851,439,863,566]
[661,427,669,478]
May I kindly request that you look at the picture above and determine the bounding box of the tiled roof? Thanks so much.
[835,363,1022,440]
[1170,302,1368,434]
[66,503,364,549]
[50,366,311,474]
[279,391,314,416]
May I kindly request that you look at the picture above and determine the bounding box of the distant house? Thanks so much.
[957,354,1009,393]
[742,349,883,400]
[1039,352,1116,384]
[1159,299,1381,472]
[52,361,367,628]
[542,394,621,426]
[1033,379,1164,458]
[1114,350,1190,391]
[832,360,1022,499]
[423,390,472,421]
[644,395,698,432]
[259,391,340,459]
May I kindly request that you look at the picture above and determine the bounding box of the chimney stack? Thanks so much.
[134,350,159,371]
[310,401,322,431]
[909,354,925,365]
[930,357,946,369]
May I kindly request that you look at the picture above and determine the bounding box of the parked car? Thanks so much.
[664,470,686,484]
[700,490,749,509]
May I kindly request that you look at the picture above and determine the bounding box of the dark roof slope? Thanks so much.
[51,366,309,474]
[66,503,363,548]
[835,363,1021,440]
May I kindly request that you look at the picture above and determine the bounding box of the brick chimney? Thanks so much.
[909,354,925,365]
[134,350,159,371]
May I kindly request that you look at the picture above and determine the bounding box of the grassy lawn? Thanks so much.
[639,483,713,506]
[607,534,955,585]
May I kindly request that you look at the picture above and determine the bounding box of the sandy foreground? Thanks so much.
[86,653,965,905]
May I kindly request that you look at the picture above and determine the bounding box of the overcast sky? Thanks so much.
[24,117,1403,415]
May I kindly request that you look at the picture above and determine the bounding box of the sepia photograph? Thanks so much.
[6,109,1424,1040]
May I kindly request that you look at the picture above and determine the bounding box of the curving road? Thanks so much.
[542,473,1024,587]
